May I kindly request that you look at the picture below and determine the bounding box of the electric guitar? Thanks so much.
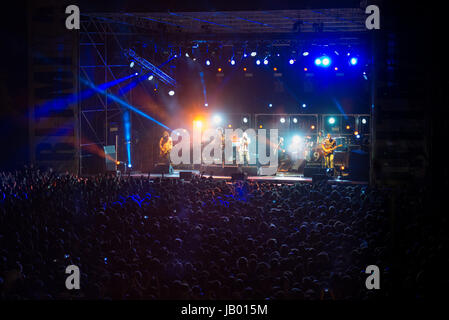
[322,144,342,156]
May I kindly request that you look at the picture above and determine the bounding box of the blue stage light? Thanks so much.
[302,103,307,108]
[328,117,336,124]
[315,58,322,66]
[148,75,154,81]
[303,51,309,56]
[268,103,273,108]
[289,59,295,65]
[263,59,268,65]
[256,59,261,65]
[350,57,358,65]
[322,57,331,66]
[129,61,135,68]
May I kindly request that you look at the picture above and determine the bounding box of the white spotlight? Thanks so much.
[293,117,298,123]
[148,75,154,81]
[251,51,257,57]
[243,117,248,123]
[168,90,175,96]
[263,59,268,65]
[129,61,135,68]
[213,115,222,124]
[280,117,286,123]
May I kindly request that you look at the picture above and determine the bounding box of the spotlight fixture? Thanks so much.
[129,61,135,68]
[361,118,367,124]
[302,103,307,108]
[292,117,298,123]
[205,59,211,66]
[148,75,154,80]
[213,115,222,124]
[302,51,309,56]
[263,59,268,65]
[243,117,248,123]
[289,59,295,65]
[328,117,336,124]
[256,59,261,65]
[230,59,236,65]
[251,51,257,57]
[168,90,175,96]
[315,58,322,66]
[268,103,273,108]
[280,117,286,123]
[204,103,208,107]
[350,57,358,65]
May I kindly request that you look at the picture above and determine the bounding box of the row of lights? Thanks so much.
[129,62,176,96]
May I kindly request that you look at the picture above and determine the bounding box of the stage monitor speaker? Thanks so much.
[303,166,326,177]
[153,163,173,174]
[231,173,246,181]
[103,145,116,171]
[179,171,193,180]
[312,174,329,183]
[240,166,258,176]
[348,150,369,181]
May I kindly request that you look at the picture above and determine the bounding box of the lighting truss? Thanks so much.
[124,48,176,87]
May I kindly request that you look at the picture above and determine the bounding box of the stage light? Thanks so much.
[328,117,336,124]
[228,124,232,128]
[304,67,308,71]
[289,59,295,65]
[213,115,222,124]
[218,68,222,72]
[315,58,322,66]
[230,59,236,65]
[134,72,139,76]
[292,135,301,144]
[311,125,316,130]
[292,117,298,123]
[263,59,268,65]
[251,51,257,57]
[273,67,277,71]
[302,103,307,108]
[168,90,175,96]
[116,161,120,165]
[334,67,338,71]
[205,59,211,66]
[243,117,248,123]
[243,53,248,58]
[185,53,189,57]
[204,103,208,107]
[259,125,263,129]
[350,57,358,65]
[356,134,361,139]
[341,166,345,170]
[280,117,286,123]
[256,59,261,65]
[268,103,273,108]
[194,120,203,128]
[148,75,154,80]
[303,51,309,56]
[361,118,367,124]
[128,164,132,168]
[354,131,359,135]
[346,125,351,130]
[129,61,135,68]
[243,67,247,71]
[322,57,331,66]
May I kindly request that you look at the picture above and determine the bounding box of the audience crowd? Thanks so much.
[0,167,444,299]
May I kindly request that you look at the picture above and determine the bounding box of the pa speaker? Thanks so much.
[348,150,369,181]
[153,163,173,174]
[303,166,326,177]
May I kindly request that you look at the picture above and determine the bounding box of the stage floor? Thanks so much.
[129,170,367,185]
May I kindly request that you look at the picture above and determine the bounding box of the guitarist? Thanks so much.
[321,133,341,170]
[159,131,173,164]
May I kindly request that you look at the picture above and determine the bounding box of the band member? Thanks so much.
[239,132,250,165]
[217,127,225,166]
[159,131,173,164]
[322,133,337,169]
[317,130,325,145]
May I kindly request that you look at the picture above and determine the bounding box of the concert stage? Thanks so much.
[130,170,367,185]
